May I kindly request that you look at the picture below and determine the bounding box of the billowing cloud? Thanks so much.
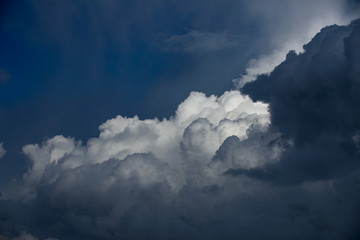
[238,19,360,184]
[1,12,360,240]
[3,90,268,200]
[1,0,358,193]
[0,90,276,239]
[233,0,359,88]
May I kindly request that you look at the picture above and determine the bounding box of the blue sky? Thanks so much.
[0,1,360,239]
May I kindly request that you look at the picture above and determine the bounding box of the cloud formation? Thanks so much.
[239,19,360,184]
[4,90,268,200]
[1,15,360,240]
[0,91,275,239]
[233,0,359,88]
[1,0,359,192]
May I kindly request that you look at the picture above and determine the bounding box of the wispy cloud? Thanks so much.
[0,143,6,159]
[161,31,243,52]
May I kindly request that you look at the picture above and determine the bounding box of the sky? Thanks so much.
[0,0,360,239]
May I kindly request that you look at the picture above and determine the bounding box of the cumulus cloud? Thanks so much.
[239,19,360,184]
[3,90,268,200]
[0,90,277,239]
[1,14,360,240]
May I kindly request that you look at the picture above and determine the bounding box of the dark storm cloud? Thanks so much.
[2,160,360,239]
[236,19,360,184]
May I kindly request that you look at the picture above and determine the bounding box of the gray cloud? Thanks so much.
[239,19,360,184]
[233,0,358,88]
[0,232,57,240]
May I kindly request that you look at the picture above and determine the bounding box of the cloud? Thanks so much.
[0,232,57,240]
[2,21,360,239]
[233,0,359,88]
[2,0,358,193]
[0,90,280,239]
[1,3,360,240]
[238,19,360,184]
[0,143,6,159]
[2,90,268,200]
[161,31,243,53]
[11,232,38,240]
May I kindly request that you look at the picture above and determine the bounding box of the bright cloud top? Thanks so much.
[233,0,358,88]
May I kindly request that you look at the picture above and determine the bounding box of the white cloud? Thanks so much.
[10,90,272,199]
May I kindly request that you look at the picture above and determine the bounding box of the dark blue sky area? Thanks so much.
[0,0,260,134]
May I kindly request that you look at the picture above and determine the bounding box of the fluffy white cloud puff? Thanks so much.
[15,90,274,199]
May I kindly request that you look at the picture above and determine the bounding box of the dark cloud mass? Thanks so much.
[240,19,360,184]
[1,19,360,240]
